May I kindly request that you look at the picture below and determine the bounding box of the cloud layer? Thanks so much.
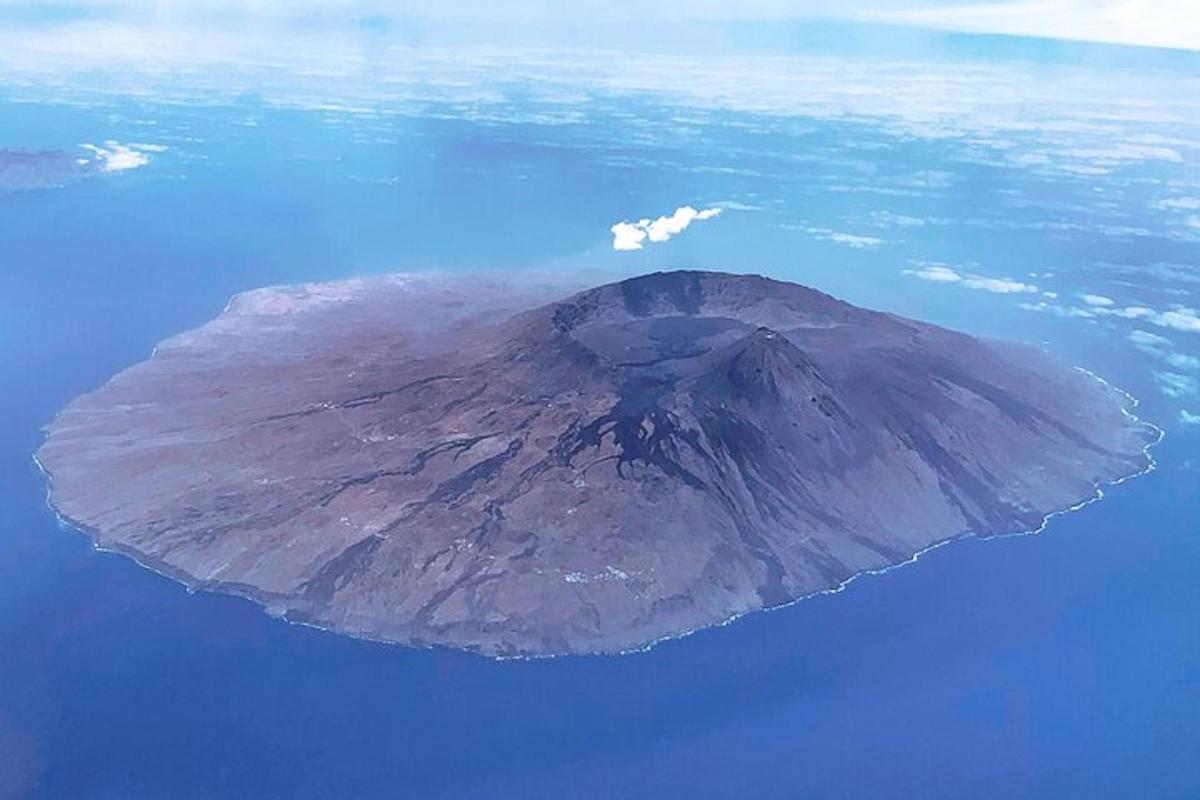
[611,205,721,251]
[865,0,1200,52]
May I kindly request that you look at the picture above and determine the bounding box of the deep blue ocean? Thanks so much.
[2,42,1199,798]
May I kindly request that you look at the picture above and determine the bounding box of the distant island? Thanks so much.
[1,142,152,193]
[37,271,1158,656]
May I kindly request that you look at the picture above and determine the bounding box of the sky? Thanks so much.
[0,0,1196,52]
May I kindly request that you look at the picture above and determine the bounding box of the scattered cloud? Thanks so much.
[1181,409,1200,426]
[802,228,886,248]
[864,211,929,229]
[1168,352,1200,371]
[1018,300,1096,318]
[1,19,1197,190]
[1155,308,1200,333]
[610,205,721,251]
[1155,371,1199,399]
[963,275,1039,294]
[907,264,961,283]
[1070,143,1183,165]
[1129,329,1200,372]
[1130,329,1173,349]
[905,263,1038,294]
[1028,299,1200,336]
[1104,306,1156,320]
[782,224,887,248]
[1152,197,1200,212]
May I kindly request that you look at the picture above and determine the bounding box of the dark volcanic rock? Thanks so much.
[38,270,1158,656]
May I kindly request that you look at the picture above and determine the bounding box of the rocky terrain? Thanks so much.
[38,270,1158,656]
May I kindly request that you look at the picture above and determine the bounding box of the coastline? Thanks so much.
[32,364,1164,662]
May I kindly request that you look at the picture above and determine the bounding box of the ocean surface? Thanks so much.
[1,33,1199,798]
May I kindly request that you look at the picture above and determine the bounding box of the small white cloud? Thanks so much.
[1157,308,1200,333]
[803,227,886,248]
[906,264,963,283]
[647,206,701,242]
[905,263,1038,294]
[867,211,928,228]
[1091,304,1199,333]
[80,140,156,173]
[1181,410,1200,426]
[828,232,885,248]
[1081,294,1115,307]
[610,205,721,251]
[611,220,649,251]
[1130,329,1172,349]
[1153,197,1200,212]
[1071,143,1183,165]
[1167,352,1200,371]
[961,275,1039,294]
[1128,329,1200,372]
[1018,301,1098,318]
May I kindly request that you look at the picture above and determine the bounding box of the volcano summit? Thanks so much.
[38,271,1157,656]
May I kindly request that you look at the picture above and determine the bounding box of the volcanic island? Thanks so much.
[38,271,1158,656]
